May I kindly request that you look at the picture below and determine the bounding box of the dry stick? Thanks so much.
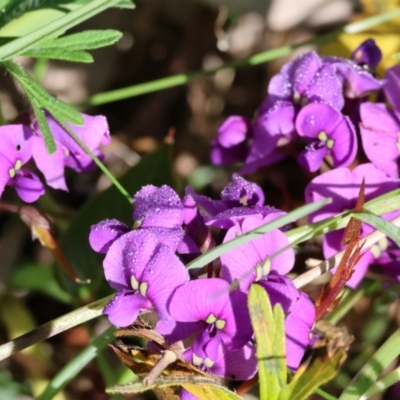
[293,215,400,290]
[0,294,113,362]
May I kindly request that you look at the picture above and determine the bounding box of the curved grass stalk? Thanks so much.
[86,7,400,105]
[0,294,113,362]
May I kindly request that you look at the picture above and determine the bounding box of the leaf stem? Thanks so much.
[85,7,400,105]
[0,294,113,362]
[59,121,133,204]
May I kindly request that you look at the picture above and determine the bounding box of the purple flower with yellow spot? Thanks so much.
[182,332,257,380]
[166,278,253,350]
[102,229,189,327]
[0,124,44,202]
[296,103,357,172]
[221,216,315,369]
[89,185,184,253]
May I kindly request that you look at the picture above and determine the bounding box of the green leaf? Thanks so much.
[39,29,122,50]
[339,328,400,400]
[0,0,123,60]
[0,0,71,29]
[107,378,239,400]
[280,350,345,400]
[37,325,116,400]
[183,384,243,400]
[248,284,286,400]
[23,47,93,62]
[9,263,72,304]
[58,143,174,296]
[28,96,57,154]
[186,198,331,271]
[3,59,84,127]
[353,212,400,248]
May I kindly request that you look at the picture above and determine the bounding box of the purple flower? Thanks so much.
[359,102,400,178]
[102,229,189,327]
[89,185,185,253]
[220,216,314,369]
[240,102,293,174]
[31,113,110,190]
[384,65,400,110]
[185,175,283,230]
[0,124,44,202]
[182,332,257,380]
[305,164,399,287]
[351,39,382,69]
[268,51,344,110]
[296,103,357,172]
[165,278,253,350]
[221,216,295,292]
[210,116,250,166]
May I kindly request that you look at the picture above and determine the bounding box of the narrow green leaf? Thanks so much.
[183,384,243,400]
[280,350,345,400]
[37,325,116,400]
[0,0,122,60]
[339,328,400,400]
[186,198,331,271]
[28,96,57,153]
[353,212,400,248]
[3,59,84,127]
[39,29,122,50]
[23,48,93,62]
[248,284,286,400]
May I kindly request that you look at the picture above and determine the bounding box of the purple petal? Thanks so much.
[305,168,354,222]
[258,101,296,138]
[13,171,45,202]
[351,39,382,69]
[185,186,226,217]
[143,226,184,251]
[0,154,10,199]
[304,63,344,109]
[298,143,329,172]
[328,57,382,98]
[207,205,285,231]
[103,291,150,327]
[31,136,68,190]
[259,274,299,312]
[89,219,130,254]
[221,175,264,207]
[133,185,184,229]
[296,103,357,169]
[384,65,400,110]
[216,116,250,147]
[221,217,294,291]
[45,114,110,173]
[360,102,400,178]
[210,139,247,166]
[142,243,189,319]
[0,124,33,164]
[168,278,231,322]
[103,230,159,291]
[284,291,315,370]
[212,342,257,381]
[180,389,200,400]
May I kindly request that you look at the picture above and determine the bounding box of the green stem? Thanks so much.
[59,121,133,204]
[315,388,338,400]
[85,7,400,105]
[0,294,113,362]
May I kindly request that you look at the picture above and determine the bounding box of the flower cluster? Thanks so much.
[211,39,400,287]
[90,177,315,392]
[0,111,110,202]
